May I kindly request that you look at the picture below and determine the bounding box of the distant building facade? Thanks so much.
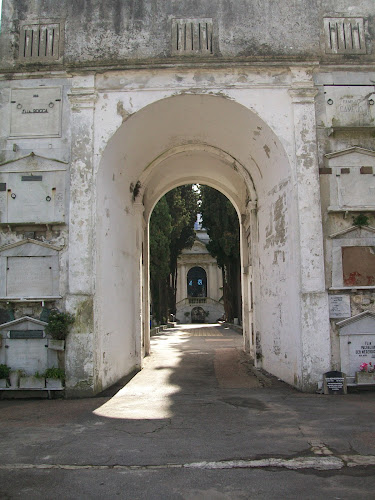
[175,217,224,324]
[0,1,374,395]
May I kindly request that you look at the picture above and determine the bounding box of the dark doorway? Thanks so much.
[187,266,207,297]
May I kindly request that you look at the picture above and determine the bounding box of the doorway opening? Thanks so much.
[149,184,242,330]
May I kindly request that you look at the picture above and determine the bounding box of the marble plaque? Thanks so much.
[6,256,54,296]
[10,87,62,137]
[325,86,375,128]
[4,338,48,373]
[0,170,65,223]
[339,313,375,377]
[329,295,351,319]
[340,334,375,377]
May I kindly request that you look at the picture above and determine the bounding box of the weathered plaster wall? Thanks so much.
[1,0,372,395]
[94,79,329,391]
[1,0,374,70]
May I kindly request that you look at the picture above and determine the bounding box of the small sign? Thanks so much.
[323,370,347,395]
[329,295,351,319]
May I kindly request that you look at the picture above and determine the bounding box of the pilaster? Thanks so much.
[289,76,330,389]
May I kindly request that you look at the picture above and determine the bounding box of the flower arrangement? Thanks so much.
[359,362,374,373]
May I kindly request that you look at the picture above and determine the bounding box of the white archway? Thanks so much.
[94,93,329,393]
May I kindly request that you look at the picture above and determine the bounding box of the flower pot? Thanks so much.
[46,378,64,390]
[355,371,375,385]
[19,376,45,389]
[9,370,20,388]
[0,378,8,388]
[48,339,65,351]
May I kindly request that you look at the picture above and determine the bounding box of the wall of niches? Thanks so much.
[315,78,375,371]
[0,82,71,326]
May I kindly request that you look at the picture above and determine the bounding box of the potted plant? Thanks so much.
[19,371,46,389]
[0,364,10,388]
[44,367,65,390]
[46,310,75,351]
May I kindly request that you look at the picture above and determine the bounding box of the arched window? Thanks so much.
[187,266,207,297]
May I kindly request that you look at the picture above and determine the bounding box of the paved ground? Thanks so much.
[1,323,375,499]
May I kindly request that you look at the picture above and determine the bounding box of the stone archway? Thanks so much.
[93,93,330,394]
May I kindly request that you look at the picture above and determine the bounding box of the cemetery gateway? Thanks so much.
[0,0,375,396]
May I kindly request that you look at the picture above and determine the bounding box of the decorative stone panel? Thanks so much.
[19,21,64,62]
[324,18,366,54]
[172,19,213,56]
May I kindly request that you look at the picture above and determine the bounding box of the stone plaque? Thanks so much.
[4,338,48,373]
[0,241,60,299]
[0,170,65,223]
[6,256,54,297]
[325,86,375,128]
[323,370,347,395]
[10,87,62,138]
[329,295,351,319]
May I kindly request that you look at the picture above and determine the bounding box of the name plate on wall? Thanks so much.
[338,312,375,378]
[325,86,375,128]
[10,87,62,138]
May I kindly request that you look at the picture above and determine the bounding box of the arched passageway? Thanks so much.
[94,93,330,394]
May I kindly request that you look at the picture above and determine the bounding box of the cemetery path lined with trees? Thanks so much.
[0,324,375,498]
[149,185,241,324]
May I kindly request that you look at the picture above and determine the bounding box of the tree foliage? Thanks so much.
[199,186,241,322]
[149,196,172,323]
[150,186,198,323]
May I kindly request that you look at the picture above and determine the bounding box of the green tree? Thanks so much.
[165,186,198,314]
[200,186,241,322]
[149,185,198,323]
[149,196,172,323]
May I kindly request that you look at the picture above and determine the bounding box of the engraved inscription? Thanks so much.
[10,87,62,138]
[325,86,375,128]
[329,295,351,318]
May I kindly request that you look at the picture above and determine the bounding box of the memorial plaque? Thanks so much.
[325,86,375,128]
[4,338,48,373]
[323,370,347,395]
[338,312,375,378]
[329,295,351,319]
[0,241,60,299]
[10,87,62,138]
[6,256,54,297]
[0,170,65,223]
[9,330,44,339]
